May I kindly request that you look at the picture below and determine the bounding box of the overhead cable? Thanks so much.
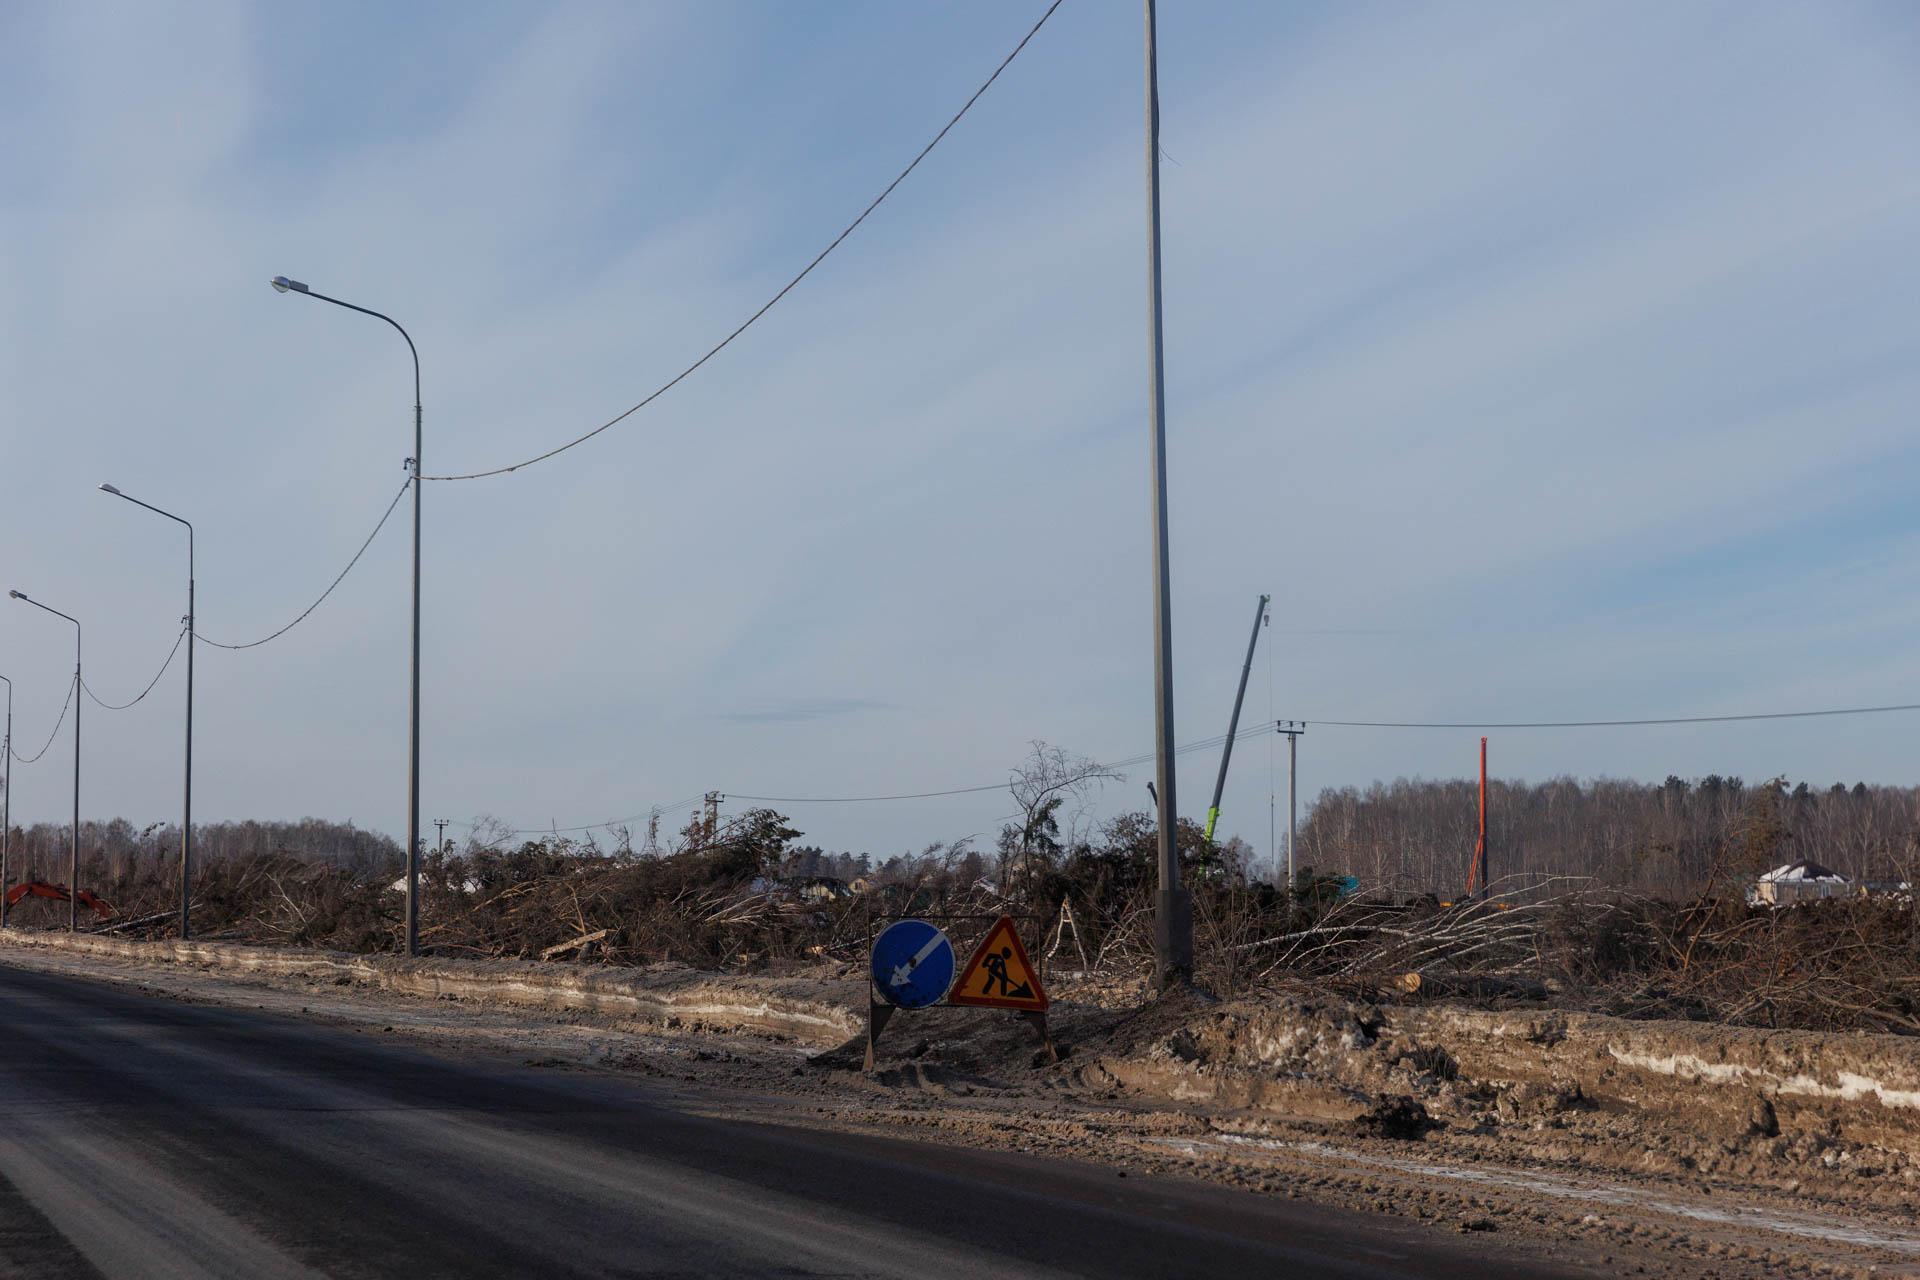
[195,479,411,651]
[448,795,708,839]
[731,781,1009,805]
[468,725,1272,835]
[665,695,1920,814]
[728,722,1273,806]
[10,676,76,765]
[420,0,1067,483]
[1306,702,1920,730]
[509,796,707,838]
[82,626,188,710]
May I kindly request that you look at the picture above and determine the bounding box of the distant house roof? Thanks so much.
[1758,859,1846,883]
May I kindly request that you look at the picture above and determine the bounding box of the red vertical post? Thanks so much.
[1469,737,1489,897]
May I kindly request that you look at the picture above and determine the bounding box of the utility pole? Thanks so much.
[1276,722,1305,888]
[434,818,449,854]
[1143,0,1189,990]
[1469,737,1489,898]
[704,792,723,842]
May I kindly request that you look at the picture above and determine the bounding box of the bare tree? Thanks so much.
[1002,741,1119,898]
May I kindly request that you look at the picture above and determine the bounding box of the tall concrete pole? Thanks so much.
[1275,721,1305,888]
[1471,736,1489,897]
[1288,728,1298,887]
[1144,0,1190,988]
[1268,727,1277,888]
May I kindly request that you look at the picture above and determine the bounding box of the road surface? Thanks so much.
[0,963,1593,1279]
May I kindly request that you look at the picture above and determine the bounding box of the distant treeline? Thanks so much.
[2,818,401,882]
[13,771,1916,904]
[1298,775,1920,896]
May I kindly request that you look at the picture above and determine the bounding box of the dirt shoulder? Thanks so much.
[2,931,1915,1279]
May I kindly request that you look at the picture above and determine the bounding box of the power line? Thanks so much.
[677,695,1920,815]
[195,478,411,651]
[10,675,75,765]
[510,796,706,837]
[1304,702,1920,730]
[82,626,187,711]
[451,795,708,838]
[448,699,1920,833]
[729,723,1272,806]
[420,0,1067,483]
[451,724,1271,833]
[438,722,1273,838]
[731,782,1007,804]
[462,727,1270,834]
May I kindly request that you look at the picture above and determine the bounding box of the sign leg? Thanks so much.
[864,999,896,1073]
[1021,1010,1058,1063]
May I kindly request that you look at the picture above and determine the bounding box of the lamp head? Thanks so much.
[99,483,121,495]
[270,276,310,295]
[7,591,22,600]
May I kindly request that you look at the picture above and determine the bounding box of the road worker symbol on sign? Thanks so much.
[948,915,1048,1012]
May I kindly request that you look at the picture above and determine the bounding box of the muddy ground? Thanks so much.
[1,935,1915,1279]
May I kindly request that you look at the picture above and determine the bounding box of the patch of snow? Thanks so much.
[1608,1048,1920,1112]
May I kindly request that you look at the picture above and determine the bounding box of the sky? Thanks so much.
[4,1,1920,871]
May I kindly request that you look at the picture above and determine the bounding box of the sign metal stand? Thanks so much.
[863,908,1055,1070]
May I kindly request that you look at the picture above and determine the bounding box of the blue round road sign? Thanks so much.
[870,919,955,1010]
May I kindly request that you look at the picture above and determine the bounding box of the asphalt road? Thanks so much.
[0,963,1592,1279]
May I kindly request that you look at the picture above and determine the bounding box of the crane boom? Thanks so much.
[1204,593,1270,844]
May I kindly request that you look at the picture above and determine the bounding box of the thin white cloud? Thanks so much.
[4,2,1918,863]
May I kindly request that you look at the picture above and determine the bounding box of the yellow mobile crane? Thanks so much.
[1203,594,1270,845]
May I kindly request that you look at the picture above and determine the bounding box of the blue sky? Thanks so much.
[4,1,1920,869]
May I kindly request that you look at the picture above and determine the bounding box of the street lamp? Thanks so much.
[270,275,425,955]
[0,672,11,928]
[99,483,195,939]
[9,591,81,932]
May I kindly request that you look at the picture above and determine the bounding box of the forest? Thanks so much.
[1297,774,1920,896]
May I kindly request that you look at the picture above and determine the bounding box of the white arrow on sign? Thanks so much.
[889,932,946,989]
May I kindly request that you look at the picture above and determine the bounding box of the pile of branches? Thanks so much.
[1555,891,1920,1035]
[21,799,1916,1038]
[1248,876,1591,982]
[6,850,395,949]
[1172,872,1920,1035]
[415,834,788,967]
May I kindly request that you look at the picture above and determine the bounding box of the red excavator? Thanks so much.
[5,881,114,919]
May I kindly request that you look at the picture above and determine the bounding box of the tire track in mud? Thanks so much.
[1148,1133,1920,1271]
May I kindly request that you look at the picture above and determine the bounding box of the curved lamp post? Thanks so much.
[8,591,81,932]
[99,484,194,939]
[269,275,424,955]
[0,672,11,928]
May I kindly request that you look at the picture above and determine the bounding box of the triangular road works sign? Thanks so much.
[949,915,1048,1012]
